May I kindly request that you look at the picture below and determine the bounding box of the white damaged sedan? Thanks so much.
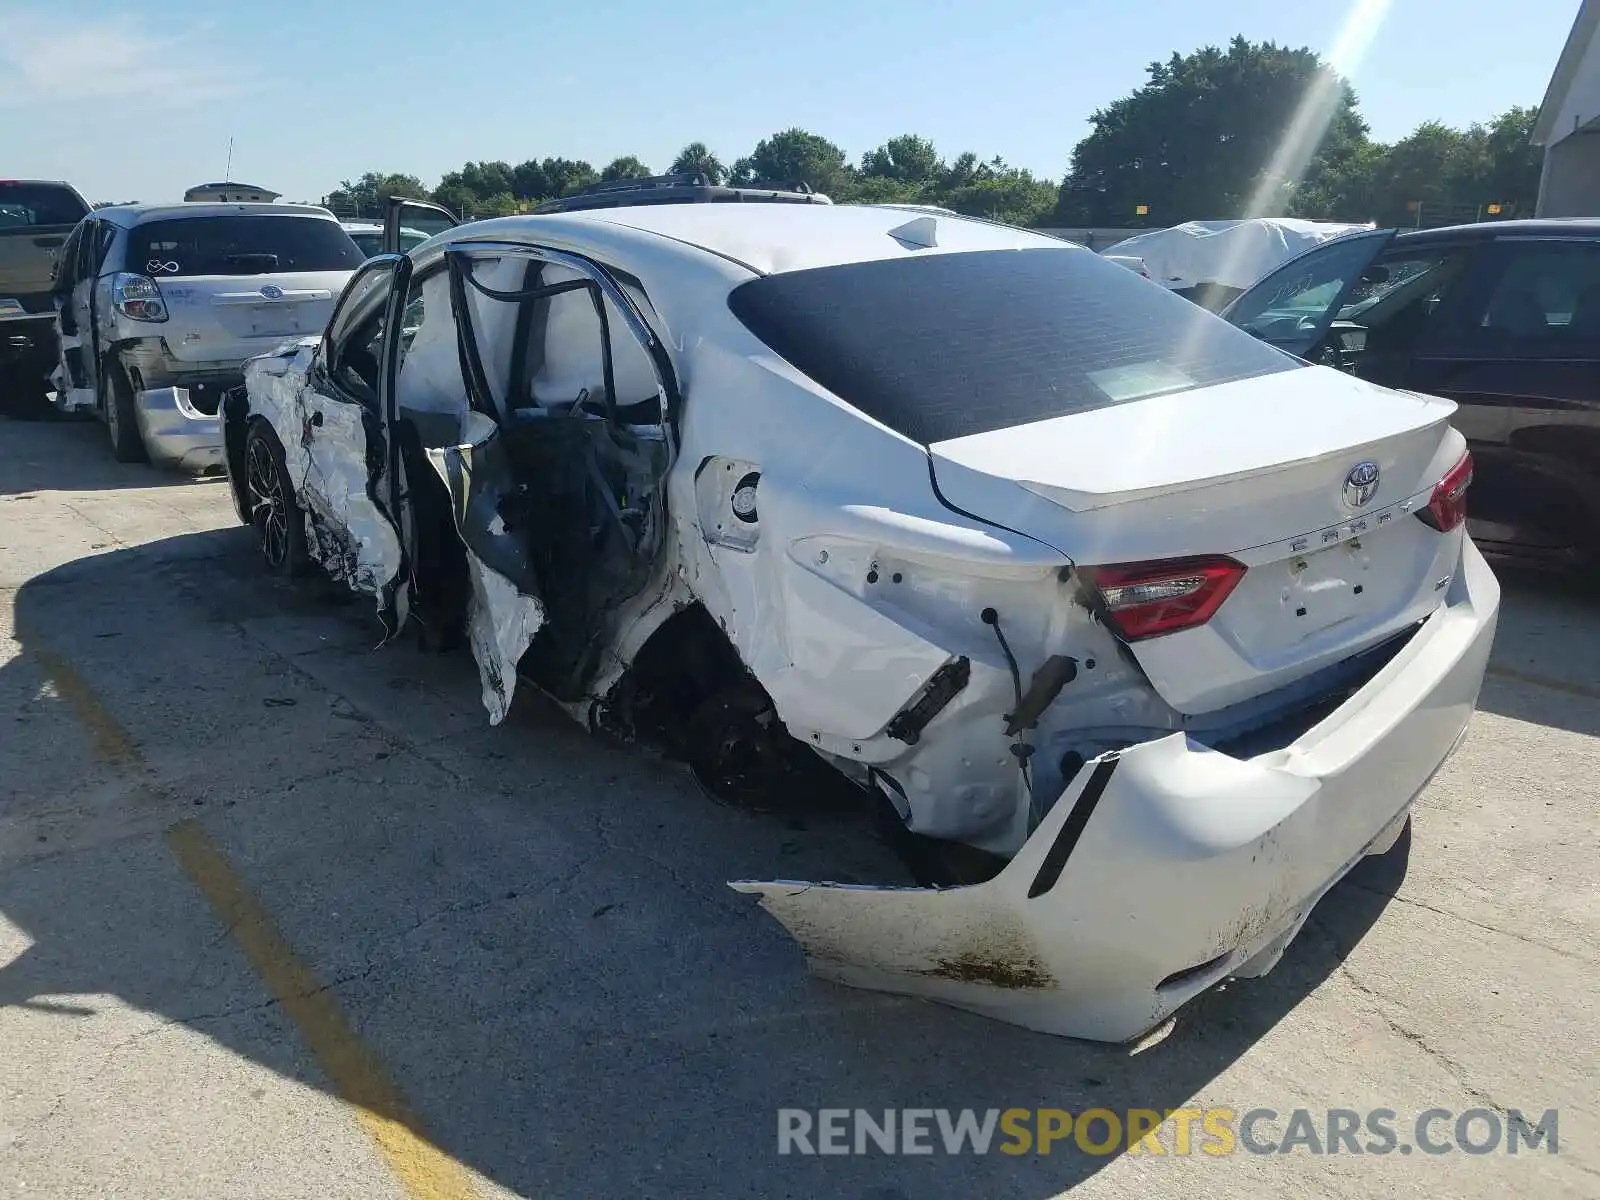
[221,202,1498,1043]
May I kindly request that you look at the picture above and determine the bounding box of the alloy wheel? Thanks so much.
[246,437,289,569]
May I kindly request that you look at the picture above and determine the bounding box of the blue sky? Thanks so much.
[1,0,1581,204]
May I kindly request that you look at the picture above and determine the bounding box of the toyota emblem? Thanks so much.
[1343,460,1381,508]
[260,284,284,300]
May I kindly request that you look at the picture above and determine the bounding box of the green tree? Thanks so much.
[1289,138,1388,222]
[1462,106,1543,216]
[510,160,551,201]
[600,156,653,182]
[939,152,991,192]
[943,164,1058,226]
[1056,37,1369,225]
[537,157,598,197]
[669,142,726,184]
[841,176,924,205]
[733,128,850,193]
[861,134,943,184]
[323,172,429,218]
[1290,105,1544,224]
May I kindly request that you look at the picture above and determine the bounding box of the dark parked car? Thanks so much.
[0,179,91,415]
[1222,219,1600,574]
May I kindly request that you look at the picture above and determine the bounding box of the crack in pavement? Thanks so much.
[1306,915,1516,1121]
[58,501,130,552]
[17,963,382,1137]
[1349,882,1594,964]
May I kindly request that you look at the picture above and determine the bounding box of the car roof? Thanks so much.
[434,203,1077,277]
[93,202,340,227]
[1395,218,1600,244]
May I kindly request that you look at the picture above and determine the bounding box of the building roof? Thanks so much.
[1532,0,1600,145]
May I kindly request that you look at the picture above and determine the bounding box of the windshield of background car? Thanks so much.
[0,182,90,228]
[129,216,365,277]
[1224,233,1392,337]
[726,246,1302,443]
[347,231,384,257]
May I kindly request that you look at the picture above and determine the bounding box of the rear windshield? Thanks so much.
[129,215,364,277]
[727,246,1302,444]
[0,182,89,229]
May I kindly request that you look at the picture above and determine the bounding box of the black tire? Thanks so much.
[243,422,309,579]
[101,362,147,462]
[683,680,861,814]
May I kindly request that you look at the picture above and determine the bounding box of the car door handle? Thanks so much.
[33,236,65,248]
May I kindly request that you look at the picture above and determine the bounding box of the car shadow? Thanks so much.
[0,409,222,496]
[0,530,1412,1198]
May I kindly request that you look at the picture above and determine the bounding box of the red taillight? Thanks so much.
[1417,450,1473,533]
[1081,555,1247,641]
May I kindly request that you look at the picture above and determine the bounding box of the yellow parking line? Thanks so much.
[25,632,476,1200]
[28,646,142,768]
[166,821,477,1200]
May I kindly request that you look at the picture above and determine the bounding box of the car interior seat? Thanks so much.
[1563,282,1600,341]
[1483,284,1551,340]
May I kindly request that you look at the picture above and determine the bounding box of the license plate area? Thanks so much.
[1275,538,1375,632]
[247,303,305,336]
[1257,520,1427,646]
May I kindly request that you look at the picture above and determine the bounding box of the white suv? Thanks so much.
[51,202,363,468]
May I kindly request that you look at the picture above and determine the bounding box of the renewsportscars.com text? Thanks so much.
[777,1107,1560,1157]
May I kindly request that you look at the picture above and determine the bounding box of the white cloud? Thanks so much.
[0,10,252,109]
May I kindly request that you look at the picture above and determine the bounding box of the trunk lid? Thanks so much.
[928,366,1465,714]
[155,271,352,364]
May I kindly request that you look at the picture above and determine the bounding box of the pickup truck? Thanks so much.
[0,179,92,415]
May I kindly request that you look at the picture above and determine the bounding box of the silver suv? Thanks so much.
[52,202,363,467]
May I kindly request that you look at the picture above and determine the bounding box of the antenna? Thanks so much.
[224,137,234,182]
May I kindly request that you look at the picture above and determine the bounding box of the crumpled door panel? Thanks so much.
[424,411,546,724]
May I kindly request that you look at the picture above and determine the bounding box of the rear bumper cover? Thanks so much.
[134,386,225,472]
[732,538,1500,1042]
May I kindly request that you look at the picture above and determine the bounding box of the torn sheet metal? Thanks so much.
[425,411,548,725]
[463,553,546,724]
[731,597,1489,1044]
[49,345,95,413]
[244,341,404,602]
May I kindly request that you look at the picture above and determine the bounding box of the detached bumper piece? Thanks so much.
[135,386,226,472]
[731,541,1500,1043]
